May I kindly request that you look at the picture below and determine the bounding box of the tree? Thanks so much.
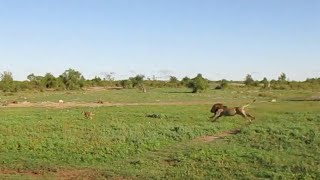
[42,73,57,89]
[169,76,179,84]
[129,75,145,88]
[91,76,103,86]
[220,79,228,89]
[129,75,146,92]
[120,80,133,89]
[261,77,269,89]
[92,76,102,83]
[60,69,85,90]
[103,72,115,86]
[181,76,191,86]
[103,72,115,81]
[278,73,287,82]
[27,73,44,90]
[244,74,254,86]
[0,71,14,92]
[169,76,179,87]
[27,73,36,81]
[187,74,209,93]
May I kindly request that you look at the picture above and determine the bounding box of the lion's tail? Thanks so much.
[242,99,256,109]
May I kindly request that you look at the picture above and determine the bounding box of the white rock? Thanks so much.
[271,99,277,103]
[58,100,64,103]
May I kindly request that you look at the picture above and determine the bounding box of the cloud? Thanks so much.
[129,70,137,75]
[251,72,261,75]
[158,69,174,76]
[147,69,176,80]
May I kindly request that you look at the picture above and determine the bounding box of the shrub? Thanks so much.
[187,74,209,93]
[60,69,85,90]
[120,80,133,89]
[0,71,15,92]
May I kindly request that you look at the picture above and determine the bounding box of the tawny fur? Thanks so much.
[83,111,94,119]
[210,100,256,122]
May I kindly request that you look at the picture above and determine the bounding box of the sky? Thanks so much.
[0,0,319,81]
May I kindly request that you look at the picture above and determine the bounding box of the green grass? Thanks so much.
[0,88,317,104]
[143,106,320,179]
[0,89,319,179]
[0,105,239,174]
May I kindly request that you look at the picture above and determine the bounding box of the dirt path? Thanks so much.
[193,128,241,143]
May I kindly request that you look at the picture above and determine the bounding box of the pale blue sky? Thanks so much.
[0,0,319,81]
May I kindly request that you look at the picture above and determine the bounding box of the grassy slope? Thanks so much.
[0,89,319,179]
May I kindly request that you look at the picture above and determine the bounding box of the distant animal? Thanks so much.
[210,100,256,122]
[145,113,168,119]
[83,111,94,119]
[96,100,104,104]
[2,101,9,106]
[58,100,64,103]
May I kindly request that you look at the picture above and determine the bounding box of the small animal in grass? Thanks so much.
[96,100,104,104]
[145,113,168,119]
[210,100,256,122]
[2,101,9,106]
[83,111,94,119]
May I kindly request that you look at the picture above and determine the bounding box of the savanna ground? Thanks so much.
[0,88,319,179]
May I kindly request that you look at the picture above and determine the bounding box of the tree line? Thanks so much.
[1,69,320,93]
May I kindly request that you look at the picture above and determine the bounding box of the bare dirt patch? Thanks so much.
[0,169,44,179]
[0,168,130,180]
[84,87,123,91]
[193,129,241,143]
[57,169,99,180]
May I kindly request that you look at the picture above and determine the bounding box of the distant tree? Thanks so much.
[187,73,209,93]
[261,77,269,89]
[221,79,229,89]
[169,76,179,84]
[181,76,191,86]
[92,76,102,83]
[129,75,145,88]
[0,71,14,92]
[42,73,57,89]
[129,74,147,92]
[56,76,66,90]
[103,72,115,81]
[60,69,85,90]
[270,79,277,84]
[27,73,36,81]
[27,73,43,86]
[102,72,115,86]
[169,76,180,87]
[120,79,133,89]
[244,74,255,86]
[278,73,287,82]
[91,76,103,86]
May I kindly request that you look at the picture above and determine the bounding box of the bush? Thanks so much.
[60,69,85,90]
[129,75,145,88]
[42,73,58,89]
[120,80,133,89]
[187,74,209,93]
[0,71,15,92]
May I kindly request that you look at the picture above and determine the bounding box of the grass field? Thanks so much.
[0,88,319,179]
